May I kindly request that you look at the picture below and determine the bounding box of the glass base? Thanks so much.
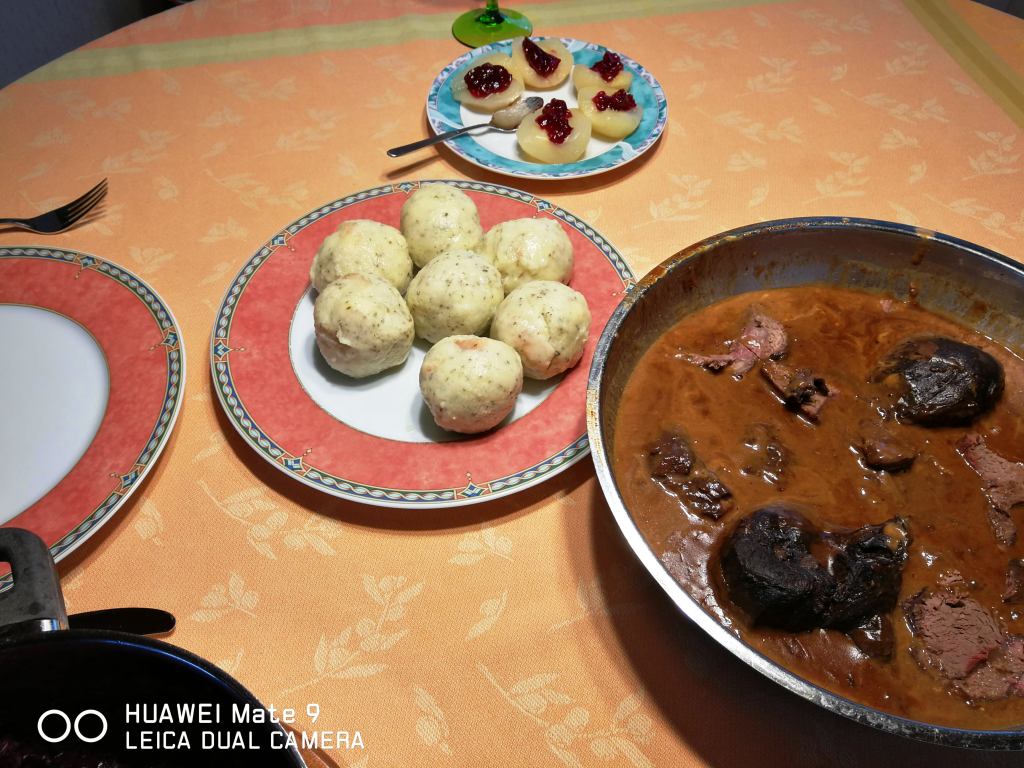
[452,7,533,47]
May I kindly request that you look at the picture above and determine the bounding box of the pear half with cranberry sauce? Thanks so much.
[452,53,525,112]
[510,37,572,89]
[572,50,633,93]
[516,98,591,164]
[578,87,642,140]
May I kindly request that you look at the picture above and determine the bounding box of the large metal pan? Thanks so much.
[586,217,1024,750]
[0,528,306,766]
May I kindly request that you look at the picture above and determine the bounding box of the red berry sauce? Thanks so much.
[464,62,512,98]
[591,51,624,82]
[592,89,637,112]
[522,37,561,77]
[535,99,574,144]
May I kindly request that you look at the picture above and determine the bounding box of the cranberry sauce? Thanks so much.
[590,51,624,82]
[535,99,574,144]
[593,89,637,112]
[464,62,513,98]
[522,38,560,77]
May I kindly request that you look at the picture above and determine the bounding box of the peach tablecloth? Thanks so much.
[3,0,1024,765]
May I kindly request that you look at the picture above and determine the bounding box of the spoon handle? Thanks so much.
[386,123,490,158]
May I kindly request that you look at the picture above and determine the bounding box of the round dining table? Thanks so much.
[2,0,1024,765]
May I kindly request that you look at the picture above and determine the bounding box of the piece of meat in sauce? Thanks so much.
[1004,559,1024,604]
[648,431,733,519]
[855,420,917,472]
[956,432,1024,547]
[760,361,833,420]
[682,307,788,377]
[719,505,909,633]
[904,587,1024,701]
[874,337,1004,427]
[740,423,788,488]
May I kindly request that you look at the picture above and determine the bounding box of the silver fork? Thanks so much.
[0,179,108,234]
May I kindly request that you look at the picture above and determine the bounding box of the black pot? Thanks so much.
[0,528,305,767]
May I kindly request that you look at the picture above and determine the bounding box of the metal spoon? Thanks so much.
[387,96,543,158]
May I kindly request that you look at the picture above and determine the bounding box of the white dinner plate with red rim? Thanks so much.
[0,247,185,587]
[210,180,634,508]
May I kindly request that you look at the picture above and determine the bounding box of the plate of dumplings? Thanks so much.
[427,37,668,180]
[210,180,633,508]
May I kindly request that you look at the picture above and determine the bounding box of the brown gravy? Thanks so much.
[612,285,1024,729]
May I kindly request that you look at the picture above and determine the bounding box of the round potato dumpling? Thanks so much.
[483,218,573,293]
[578,87,642,140]
[420,335,523,434]
[451,53,525,113]
[313,273,414,378]
[491,281,591,380]
[400,184,484,268]
[309,219,412,294]
[405,251,503,344]
[572,51,633,93]
[510,37,572,89]
[516,99,591,164]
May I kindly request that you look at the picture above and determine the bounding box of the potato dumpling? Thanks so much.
[313,273,414,378]
[577,87,642,140]
[420,335,523,434]
[491,281,591,380]
[516,99,591,164]
[405,250,504,344]
[309,219,412,294]
[510,37,572,89]
[451,53,525,113]
[483,217,573,293]
[400,184,484,268]
[571,50,633,93]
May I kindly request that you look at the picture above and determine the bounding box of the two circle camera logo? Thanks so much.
[37,709,108,744]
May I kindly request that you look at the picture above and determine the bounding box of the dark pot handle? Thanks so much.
[0,528,68,640]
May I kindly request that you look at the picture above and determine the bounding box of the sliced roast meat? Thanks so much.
[719,505,909,632]
[904,587,1024,701]
[647,431,733,520]
[761,361,832,420]
[875,337,1004,427]
[1004,559,1024,604]
[958,640,1024,701]
[683,307,787,377]
[685,347,758,375]
[738,310,789,363]
[855,420,917,472]
[904,587,1002,679]
[740,423,788,487]
[956,433,1024,547]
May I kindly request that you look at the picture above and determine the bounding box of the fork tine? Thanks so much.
[59,183,108,229]
[64,178,108,218]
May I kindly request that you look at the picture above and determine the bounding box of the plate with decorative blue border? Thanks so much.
[210,180,634,508]
[426,38,667,181]
[0,247,185,588]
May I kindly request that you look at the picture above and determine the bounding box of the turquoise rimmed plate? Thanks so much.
[427,39,667,181]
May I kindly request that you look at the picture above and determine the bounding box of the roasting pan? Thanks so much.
[586,217,1024,749]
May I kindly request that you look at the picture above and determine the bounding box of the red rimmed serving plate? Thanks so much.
[210,180,634,508]
[0,247,185,586]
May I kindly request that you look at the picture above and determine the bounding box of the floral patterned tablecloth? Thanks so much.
[2,0,1024,765]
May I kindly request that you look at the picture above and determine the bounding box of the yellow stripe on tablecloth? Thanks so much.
[19,0,782,83]
[904,0,1024,128]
